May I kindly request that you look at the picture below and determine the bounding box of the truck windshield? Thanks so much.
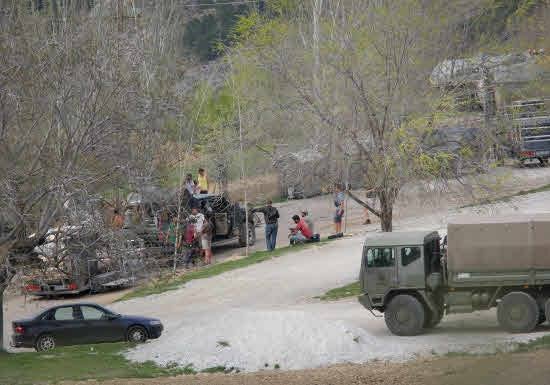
[366,247,394,267]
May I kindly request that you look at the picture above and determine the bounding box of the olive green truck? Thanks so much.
[358,214,550,335]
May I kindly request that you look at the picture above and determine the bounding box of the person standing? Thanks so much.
[333,183,345,234]
[251,199,279,251]
[111,209,124,229]
[189,206,211,264]
[200,214,214,265]
[185,173,196,195]
[197,168,209,194]
[363,188,376,225]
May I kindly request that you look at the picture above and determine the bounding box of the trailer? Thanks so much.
[25,227,145,298]
[358,214,550,335]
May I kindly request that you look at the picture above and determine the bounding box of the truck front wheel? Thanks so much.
[384,294,425,336]
[497,292,538,333]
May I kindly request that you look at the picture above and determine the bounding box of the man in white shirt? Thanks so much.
[185,173,196,195]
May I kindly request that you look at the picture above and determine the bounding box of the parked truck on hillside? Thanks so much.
[358,214,550,335]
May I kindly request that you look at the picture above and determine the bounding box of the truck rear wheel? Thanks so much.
[385,294,425,336]
[497,292,538,333]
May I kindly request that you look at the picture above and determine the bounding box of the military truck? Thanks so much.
[358,214,550,335]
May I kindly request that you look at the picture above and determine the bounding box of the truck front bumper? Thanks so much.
[358,293,374,310]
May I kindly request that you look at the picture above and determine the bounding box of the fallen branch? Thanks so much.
[346,190,381,218]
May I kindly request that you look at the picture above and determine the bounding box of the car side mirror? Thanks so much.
[107,314,120,321]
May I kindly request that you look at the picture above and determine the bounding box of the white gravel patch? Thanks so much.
[125,306,548,371]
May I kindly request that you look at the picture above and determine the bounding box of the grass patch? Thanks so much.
[0,343,187,385]
[513,335,550,353]
[316,281,361,301]
[201,366,227,373]
[120,239,332,301]
[460,183,550,209]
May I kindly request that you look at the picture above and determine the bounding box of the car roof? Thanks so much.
[41,303,106,312]
[365,231,439,247]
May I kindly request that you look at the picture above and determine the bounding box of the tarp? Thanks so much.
[447,214,550,273]
[430,52,545,86]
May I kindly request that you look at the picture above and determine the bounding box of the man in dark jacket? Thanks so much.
[251,199,279,251]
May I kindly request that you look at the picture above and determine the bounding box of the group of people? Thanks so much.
[157,206,214,268]
[252,183,353,252]
[111,176,367,266]
[184,168,210,195]
[251,200,319,251]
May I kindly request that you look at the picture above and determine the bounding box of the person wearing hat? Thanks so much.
[251,199,280,251]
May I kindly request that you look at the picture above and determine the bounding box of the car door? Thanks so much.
[47,306,87,346]
[79,305,125,343]
[365,247,396,298]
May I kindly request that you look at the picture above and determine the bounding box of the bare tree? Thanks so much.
[231,0,492,231]
[0,1,152,350]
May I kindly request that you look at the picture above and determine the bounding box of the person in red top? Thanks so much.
[289,214,312,244]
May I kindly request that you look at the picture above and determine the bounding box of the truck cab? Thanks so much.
[358,231,444,335]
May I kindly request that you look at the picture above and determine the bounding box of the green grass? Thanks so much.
[316,281,361,301]
[0,343,190,385]
[460,183,550,209]
[119,239,331,301]
[441,335,550,359]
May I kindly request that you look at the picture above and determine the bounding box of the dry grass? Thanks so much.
[227,174,281,204]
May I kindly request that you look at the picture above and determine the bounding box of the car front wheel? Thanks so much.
[127,326,148,343]
[35,334,56,352]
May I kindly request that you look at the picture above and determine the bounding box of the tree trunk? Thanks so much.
[0,287,5,352]
[379,192,393,232]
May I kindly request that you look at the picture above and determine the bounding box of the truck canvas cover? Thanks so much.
[447,214,550,273]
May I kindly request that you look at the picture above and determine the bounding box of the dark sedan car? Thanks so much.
[11,303,163,352]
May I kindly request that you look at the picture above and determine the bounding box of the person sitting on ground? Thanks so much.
[289,214,313,245]
[301,210,314,234]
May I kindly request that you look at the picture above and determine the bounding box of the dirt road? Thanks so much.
[63,349,550,385]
